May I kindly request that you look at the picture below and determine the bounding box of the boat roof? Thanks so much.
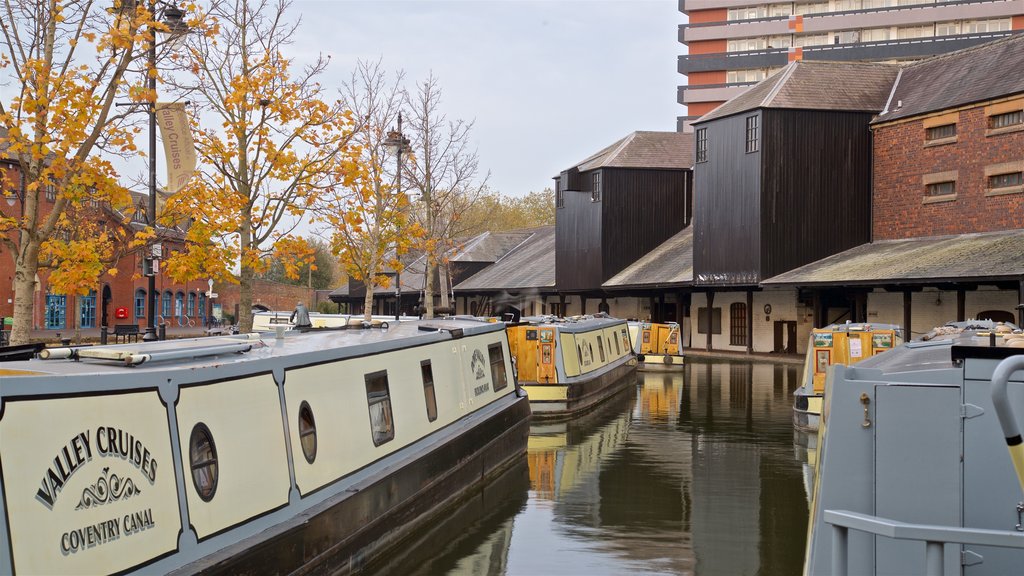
[515,315,628,333]
[853,325,1023,375]
[815,322,902,333]
[0,317,502,378]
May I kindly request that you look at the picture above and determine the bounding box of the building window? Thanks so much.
[421,360,438,422]
[591,172,601,202]
[860,27,891,42]
[795,2,829,15]
[727,37,767,52]
[989,110,1023,130]
[962,18,1011,34]
[989,172,1024,190]
[297,401,317,464]
[925,123,956,143]
[365,371,395,446]
[556,180,564,208]
[189,423,218,502]
[697,307,722,335]
[135,289,146,320]
[727,69,768,84]
[935,21,960,36]
[80,290,96,328]
[188,292,196,316]
[896,25,933,40]
[745,115,759,153]
[162,291,172,318]
[926,181,955,197]
[696,128,708,163]
[730,303,747,346]
[794,34,829,47]
[488,343,508,392]
[45,293,67,329]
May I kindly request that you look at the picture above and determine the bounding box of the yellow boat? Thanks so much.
[627,321,684,370]
[792,322,901,432]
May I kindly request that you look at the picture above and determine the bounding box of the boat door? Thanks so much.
[537,328,557,383]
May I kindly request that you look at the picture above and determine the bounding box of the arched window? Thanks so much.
[976,310,1015,324]
[188,292,196,316]
[175,292,185,319]
[730,302,747,346]
[162,291,172,318]
[135,289,146,320]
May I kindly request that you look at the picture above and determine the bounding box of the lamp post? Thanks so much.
[138,1,189,341]
[382,113,411,321]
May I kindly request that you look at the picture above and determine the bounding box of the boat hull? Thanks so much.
[792,393,822,432]
[522,361,637,420]
[636,353,685,371]
[172,393,531,575]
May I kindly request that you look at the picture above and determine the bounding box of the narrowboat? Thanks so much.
[250,310,414,331]
[792,322,901,432]
[0,317,530,575]
[804,322,1024,575]
[627,321,684,370]
[505,315,637,419]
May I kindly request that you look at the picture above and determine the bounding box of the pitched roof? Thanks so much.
[454,226,556,292]
[602,226,694,289]
[874,33,1024,123]
[449,230,535,263]
[570,131,695,172]
[761,229,1024,287]
[697,60,900,123]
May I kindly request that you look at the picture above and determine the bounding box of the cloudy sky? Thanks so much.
[291,0,688,197]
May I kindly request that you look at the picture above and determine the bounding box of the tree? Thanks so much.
[314,59,420,322]
[402,73,488,318]
[458,188,556,236]
[162,0,355,333]
[258,236,335,290]
[0,1,178,345]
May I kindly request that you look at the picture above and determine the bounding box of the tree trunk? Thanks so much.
[239,264,254,333]
[363,286,374,322]
[439,264,450,310]
[9,241,41,346]
[424,261,435,319]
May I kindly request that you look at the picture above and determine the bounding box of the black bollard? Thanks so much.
[100,326,108,345]
[158,324,167,341]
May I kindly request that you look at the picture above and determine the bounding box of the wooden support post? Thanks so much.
[678,291,688,349]
[706,291,715,351]
[559,293,566,316]
[812,291,822,328]
[903,290,913,341]
[746,289,754,354]
[957,288,966,322]
[658,292,666,323]
[580,295,587,315]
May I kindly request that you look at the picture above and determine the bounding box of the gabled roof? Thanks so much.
[449,230,535,263]
[697,60,900,123]
[874,33,1024,124]
[454,226,555,292]
[602,226,693,289]
[568,131,695,172]
[761,229,1024,287]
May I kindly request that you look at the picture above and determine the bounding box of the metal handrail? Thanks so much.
[825,509,1024,576]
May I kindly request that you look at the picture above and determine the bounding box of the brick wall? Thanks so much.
[216,279,315,317]
[872,103,1024,240]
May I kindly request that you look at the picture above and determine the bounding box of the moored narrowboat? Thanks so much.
[250,310,413,331]
[627,321,684,370]
[505,315,637,419]
[804,322,1024,575]
[0,318,529,575]
[792,322,901,432]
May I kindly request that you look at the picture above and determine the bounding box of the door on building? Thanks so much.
[773,321,797,353]
[80,290,97,328]
[45,294,67,329]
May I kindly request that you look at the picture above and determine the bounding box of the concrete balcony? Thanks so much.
[678,84,756,105]
[678,32,1016,74]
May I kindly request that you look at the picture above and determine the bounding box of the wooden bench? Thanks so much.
[113,324,141,344]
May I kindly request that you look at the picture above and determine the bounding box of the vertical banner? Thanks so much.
[154,102,197,195]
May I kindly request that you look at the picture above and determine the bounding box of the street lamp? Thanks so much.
[381,113,411,321]
[135,0,189,341]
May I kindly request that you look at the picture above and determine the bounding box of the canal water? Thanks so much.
[366,358,810,576]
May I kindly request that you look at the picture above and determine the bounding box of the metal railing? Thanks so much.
[825,510,1024,576]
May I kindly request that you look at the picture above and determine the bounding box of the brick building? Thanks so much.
[1,150,206,331]
[678,0,1024,131]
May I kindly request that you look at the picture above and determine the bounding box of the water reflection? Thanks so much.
[362,358,810,576]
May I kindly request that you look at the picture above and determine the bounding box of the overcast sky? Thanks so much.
[292,0,687,197]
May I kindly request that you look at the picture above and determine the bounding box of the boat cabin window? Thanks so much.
[488,343,508,392]
[189,423,219,502]
[613,335,620,356]
[298,401,317,464]
[365,371,396,446]
[421,360,438,422]
[597,337,606,363]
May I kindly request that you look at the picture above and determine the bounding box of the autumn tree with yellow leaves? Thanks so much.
[0,0,191,345]
[315,59,421,322]
[162,0,356,333]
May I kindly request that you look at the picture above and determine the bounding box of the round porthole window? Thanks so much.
[298,401,317,464]
[189,423,218,502]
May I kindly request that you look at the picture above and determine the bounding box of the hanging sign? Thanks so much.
[154,102,197,195]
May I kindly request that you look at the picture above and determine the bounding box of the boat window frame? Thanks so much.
[488,343,509,392]
[189,422,219,502]
[597,336,606,363]
[298,400,317,464]
[365,370,396,446]
[421,359,438,422]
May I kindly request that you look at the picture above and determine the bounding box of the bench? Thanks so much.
[113,324,141,344]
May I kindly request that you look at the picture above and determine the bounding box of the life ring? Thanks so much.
[663,355,674,365]
[115,306,129,319]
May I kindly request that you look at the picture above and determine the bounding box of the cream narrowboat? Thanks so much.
[627,321,684,370]
[792,322,901,432]
[505,315,637,419]
[0,317,529,575]
[250,311,414,331]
